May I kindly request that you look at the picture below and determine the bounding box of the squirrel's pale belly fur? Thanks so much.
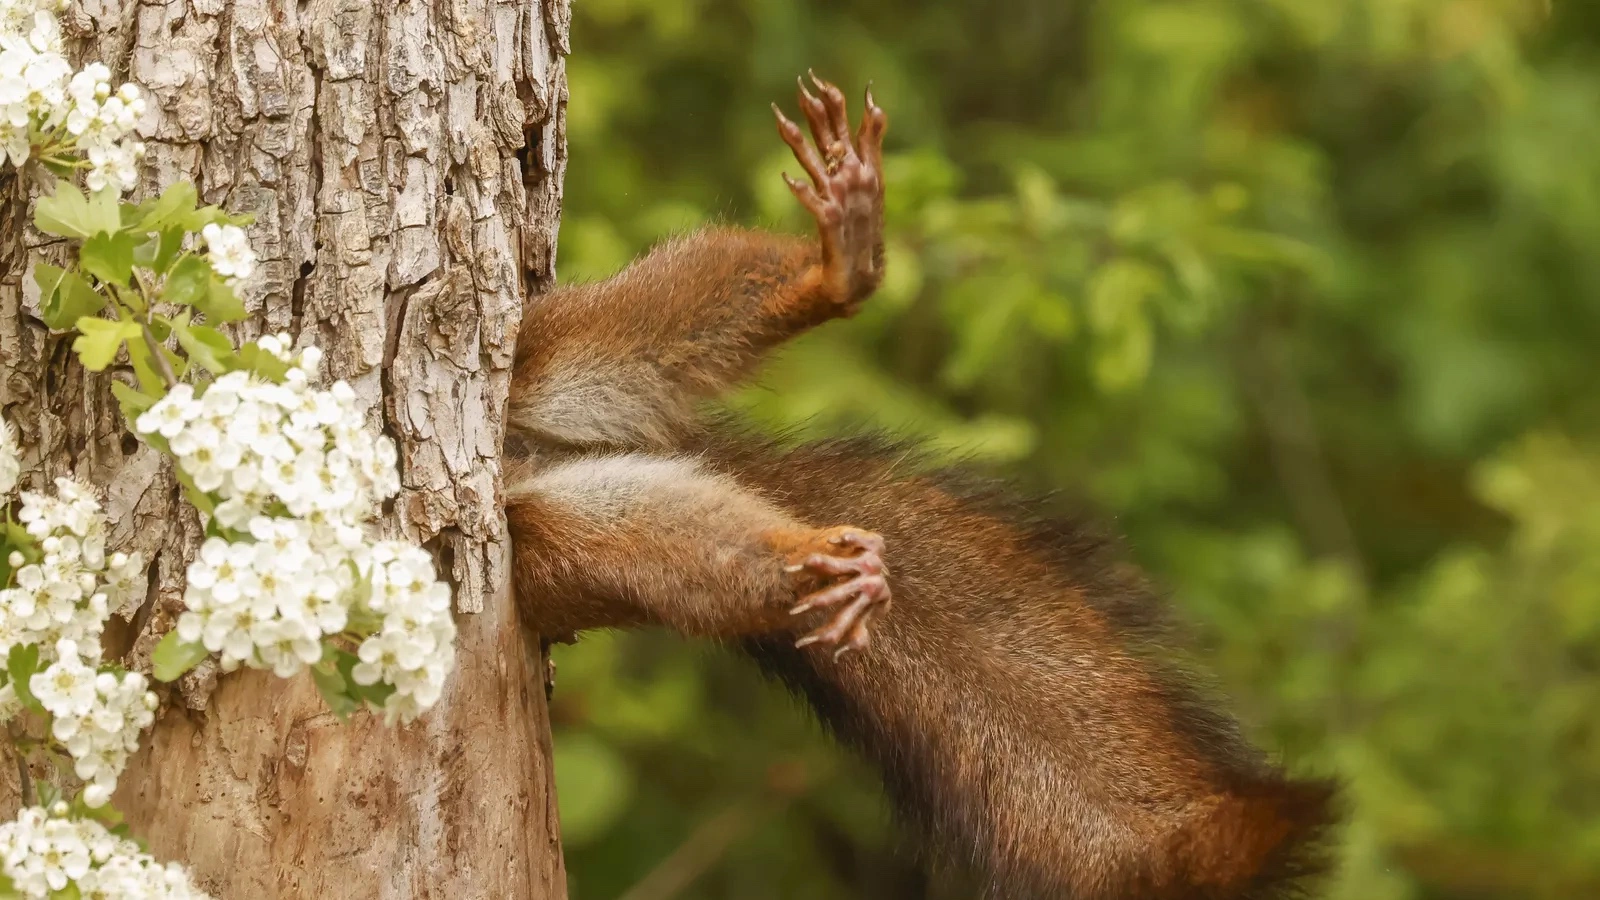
[502,75,1336,899]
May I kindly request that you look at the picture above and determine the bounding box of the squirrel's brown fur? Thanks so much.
[504,74,1337,899]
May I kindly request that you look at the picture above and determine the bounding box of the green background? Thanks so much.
[545,1,1600,897]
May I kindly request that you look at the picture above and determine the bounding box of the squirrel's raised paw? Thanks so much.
[785,527,891,659]
[771,72,887,311]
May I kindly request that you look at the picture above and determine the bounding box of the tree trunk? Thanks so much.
[0,0,570,896]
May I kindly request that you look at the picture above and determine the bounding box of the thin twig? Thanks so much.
[1238,300,1368,734]
[1239,318,1367,586]
[615,759,815,900]
[140,320,178,388]
[615,804,756,900]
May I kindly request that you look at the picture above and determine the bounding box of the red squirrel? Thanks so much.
[504,74,1337,900]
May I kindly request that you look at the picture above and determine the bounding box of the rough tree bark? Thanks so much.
[0,0,570,896]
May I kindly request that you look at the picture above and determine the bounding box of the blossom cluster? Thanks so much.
[0,805,211,899]
[32,642,158,807]
[136,341,397,532]
[0,1,146,192]
[0,0,56,35]
[350,541,456,724]
[63,62,146,193]
[2,479,144,665]
[0,474,153,805]
[138,340,454,724]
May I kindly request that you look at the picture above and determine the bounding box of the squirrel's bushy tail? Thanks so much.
[714,433,1340,900]
[1164,774,1338,899]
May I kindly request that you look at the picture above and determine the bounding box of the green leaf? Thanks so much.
[38,269,106,332]
[132,227,186,275]
[236,341,291,382]
[32,261,66,308]
[311,661,359,720]
[70,317,141,371]
[170,316,238,375]
[131,234,158,268]
[48,882,81,900]
[0,539,13,591]
[78,231,138,287]
[151,631,208,682]
[126,181,197,231]
[0,521,36,590]
[345,604,383,637]
[7,644,41,712]
[69,793,124,828]
[34,183,120,239]
[4,522,38,566]
[125,338,171,394]
[110,381,158,436]
[180,204,255,232]
[163,255,211,310]
[352,677,398,708]
[1090,315,1153,392]
[164,346,188,380]
[332,648,362,684]
[88,187,122,234]
[196,275,247,323]
[333,649,398,709]
[1086,258,1161,334]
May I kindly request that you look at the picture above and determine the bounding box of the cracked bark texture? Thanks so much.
[0,0,570,896]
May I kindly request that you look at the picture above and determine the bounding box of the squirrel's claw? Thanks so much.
[771,73,888,311]
[788,528,891,657]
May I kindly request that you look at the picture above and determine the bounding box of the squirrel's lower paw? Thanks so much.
[785,527,891,658]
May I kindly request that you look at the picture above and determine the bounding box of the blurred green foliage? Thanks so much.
[546,0,1600,897]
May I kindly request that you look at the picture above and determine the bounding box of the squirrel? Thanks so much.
[502,73,1338,900]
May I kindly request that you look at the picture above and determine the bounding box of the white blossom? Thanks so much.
[134,360,401,531]
[144,348,456,721]
[0,4,144,192]
[134,343,455,719]
[101,551,145,618]
[200,223,255,285]
[1,480,145,669]
[350,541,456,725]
[175,520,355,680]
[0,1,65,40]
[42,666,155,798]
[0,468,154,795]
[0,807,211,899]
[30,642,96,717]
[60,62,145,193]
